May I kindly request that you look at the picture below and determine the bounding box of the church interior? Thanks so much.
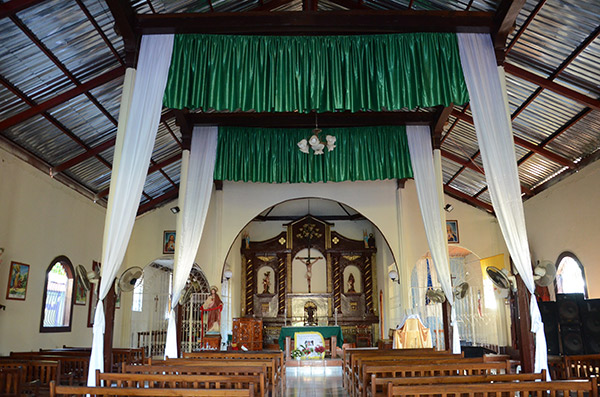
[1,0,599,395]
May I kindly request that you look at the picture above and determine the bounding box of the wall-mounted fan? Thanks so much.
[486,266,516,291]
[76,264,100,291]
[117,266,143,293]
[533,260,556,287]
[426,288,446,303]
[453,282,469,299]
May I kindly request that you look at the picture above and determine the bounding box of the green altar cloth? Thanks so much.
[278,326,343,350]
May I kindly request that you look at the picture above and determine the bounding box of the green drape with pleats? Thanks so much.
[164,33,468,112]
[214,126,413,183]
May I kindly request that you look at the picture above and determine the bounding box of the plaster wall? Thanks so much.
[0,148,105,355]
[524,159,600,298]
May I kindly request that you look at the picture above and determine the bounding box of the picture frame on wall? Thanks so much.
[446,220,459,244]
[163,230,176,254]
[6,262,30,301]
[87,261,101,327]
[75,279,87,305]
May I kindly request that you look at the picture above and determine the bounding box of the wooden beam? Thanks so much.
[136,10,494,35]
[0,66,125,132]
[52,138,116,174]
[187,110,435,128]
[0,0,46,19]
[515,273,534,373]
[492,0,527,64]
[450,109,576,169]
[303,0,318,11]
[444,184,494,213]
[105,0,138,66]
[504,63,600,112]
[137,188,180,216]
[442,300,452,352]
[432,104,454,149]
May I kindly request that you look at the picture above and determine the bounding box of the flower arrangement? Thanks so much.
[291,344,326,359]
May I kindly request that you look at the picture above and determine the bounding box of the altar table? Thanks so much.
[278,326,343,359]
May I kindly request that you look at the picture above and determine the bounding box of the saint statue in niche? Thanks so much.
[304,301,318,326]
[347,273,356,293]
[262,271,271,294]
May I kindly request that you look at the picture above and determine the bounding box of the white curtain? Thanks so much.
[407,125,461,354]
[457,33,548,377]
[88,34,174,386]
[164,126,219,358]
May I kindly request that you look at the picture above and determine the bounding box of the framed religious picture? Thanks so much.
[75,279,87,305]
[87,261,101,327]
[446,220,459,244]
[163,230,176,254]
[6,262,30,300]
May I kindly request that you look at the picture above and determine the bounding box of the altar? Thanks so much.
[279,325,343,359]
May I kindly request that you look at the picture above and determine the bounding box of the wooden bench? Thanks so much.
[358,360,512,397]
[97,371,257,397]
[0,367,22,397]
[10,352,89,385]
[123,363,267,397]
[564,353,600,379]
[343,348,454,391]
[386,378,598,397]
[0,359,61,395]
[370,371,545,397]
[49,381,253,397]
[180,351,284,394]
[161,357,279,396]
[40,347,146,370]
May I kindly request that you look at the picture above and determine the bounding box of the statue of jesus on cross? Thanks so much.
[296,223,323,293]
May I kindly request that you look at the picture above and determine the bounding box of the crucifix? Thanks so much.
[296,223,323,293]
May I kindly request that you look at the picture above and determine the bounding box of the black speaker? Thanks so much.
[556,293,584,325]
[579,299,600,354]
[539,301,560,355]
[561,325,585,355]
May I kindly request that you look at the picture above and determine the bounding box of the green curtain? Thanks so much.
[164,33,468,112]
[214,126,413,183]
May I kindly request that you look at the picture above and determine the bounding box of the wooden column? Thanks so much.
[442,300,452,352]
[103,282,117,371]
[516,274,535,373]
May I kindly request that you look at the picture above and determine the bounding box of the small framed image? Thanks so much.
[446,220,459,244]
[75,280,87,305]
[163,230,176,254]
[6,262,30,301]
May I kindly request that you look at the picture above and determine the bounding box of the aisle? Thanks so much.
[285,366,347,397]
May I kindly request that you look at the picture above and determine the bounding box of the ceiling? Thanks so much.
[1,0,598,216]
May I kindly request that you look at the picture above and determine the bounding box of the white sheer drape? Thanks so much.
[407,125,460,353]
[457,33,548,377]
[164,126,219,358]
[87,34,174,385]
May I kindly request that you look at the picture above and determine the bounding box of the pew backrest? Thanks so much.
[0,366,22,397]
[49,381,252,397]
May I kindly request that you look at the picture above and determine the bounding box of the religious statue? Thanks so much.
[203,286,223,333]
[347,273,356,293]
[296,223,323,293]
[304,301,318,326]
[262,271,271,294]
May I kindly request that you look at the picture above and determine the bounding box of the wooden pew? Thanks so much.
[49,381,253,396]
[343,348,453,390]
[369,371,545,397]
[160,357,279,396]
[0,359,61,395]
[180,351,284,394]
[10,352,89,384]
[0,367,22,397]
[564,353,600,379]
[40,347,146,370]
[386,378,598,397]
[97,371,257,397]
[358,360,511,397]
[123,363,267,397]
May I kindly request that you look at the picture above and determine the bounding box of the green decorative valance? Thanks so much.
[213,126,413,183]
[164,33,469,112]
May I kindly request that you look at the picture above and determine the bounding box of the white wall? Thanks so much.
[0,148,105,355]
[525,160,600,298]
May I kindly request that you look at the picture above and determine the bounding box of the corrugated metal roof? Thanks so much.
[0,0,598,215]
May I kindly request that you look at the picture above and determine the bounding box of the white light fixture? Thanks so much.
[444,203,454,212]
[223,268,233,280]
[170,206,180,214]
[388,269,400,284]
[298,114,336,155]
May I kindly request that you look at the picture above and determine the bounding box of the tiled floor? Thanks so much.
[284,366,347,397]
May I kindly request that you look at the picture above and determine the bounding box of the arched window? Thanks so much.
[555,252,587,298]
[40,256,75,332]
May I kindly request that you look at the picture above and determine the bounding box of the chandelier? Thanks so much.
[297,115,336,155]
